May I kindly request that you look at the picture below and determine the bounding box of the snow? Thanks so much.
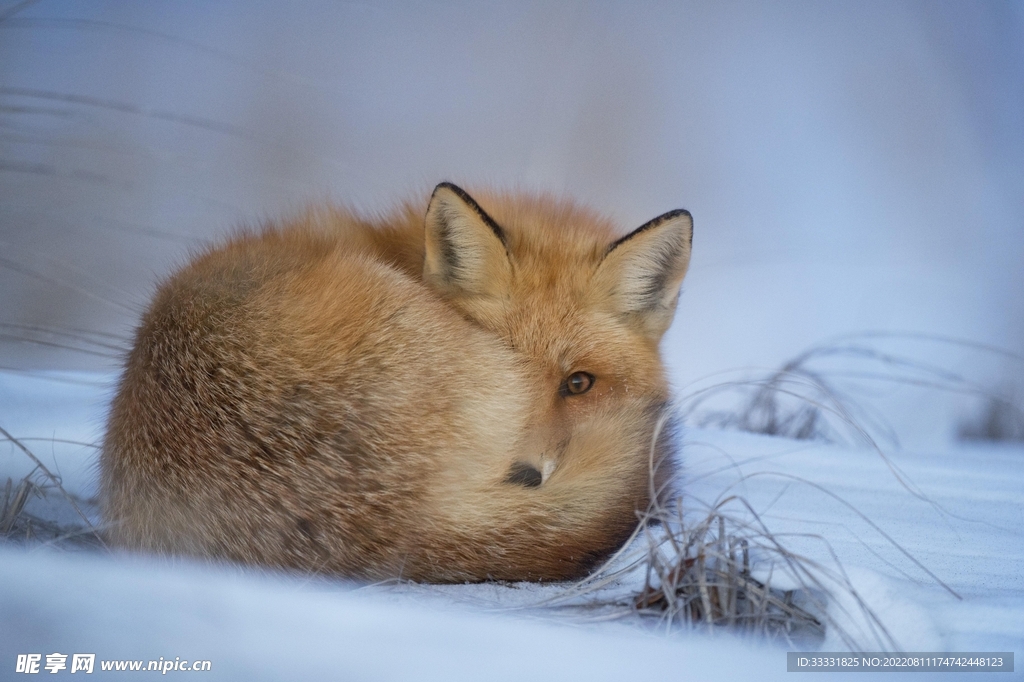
[2,371,1021,679]
[680,429,1024,654]
[1,548,798,682]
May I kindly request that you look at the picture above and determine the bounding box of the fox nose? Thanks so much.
[504,462,542,487]
[505,408,566,486]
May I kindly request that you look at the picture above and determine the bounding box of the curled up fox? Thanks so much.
[101,183,693,582]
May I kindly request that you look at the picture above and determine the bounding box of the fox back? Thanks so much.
[101,183,692,582]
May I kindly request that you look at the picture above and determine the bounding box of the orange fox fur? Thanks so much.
[101,183,693,582]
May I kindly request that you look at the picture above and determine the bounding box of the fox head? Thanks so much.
[419,182,693,580]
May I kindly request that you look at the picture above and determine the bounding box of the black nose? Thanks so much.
[504,462,542,487]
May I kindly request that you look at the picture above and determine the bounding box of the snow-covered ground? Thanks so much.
[1,370,1021,679]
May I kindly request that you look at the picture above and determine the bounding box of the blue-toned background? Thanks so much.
[1,0,1022,441]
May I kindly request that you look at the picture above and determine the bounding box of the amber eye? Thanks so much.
[560,371,594,396]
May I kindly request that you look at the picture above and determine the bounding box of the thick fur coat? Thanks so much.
[101,184,692,582]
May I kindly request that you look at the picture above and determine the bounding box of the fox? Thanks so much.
[100,182,693,583]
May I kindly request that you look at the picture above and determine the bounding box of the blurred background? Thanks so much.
[1,0,1022,444]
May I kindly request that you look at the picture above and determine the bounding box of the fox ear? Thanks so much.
[424,183,512,302]
[594,209,693,341]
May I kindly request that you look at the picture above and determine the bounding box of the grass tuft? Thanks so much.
[957,392,1024,443]
[630,503,828,646]
[0,426,103,550]
[680,332,1024,447]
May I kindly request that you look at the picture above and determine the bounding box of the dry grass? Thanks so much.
[0,425,103,550]
[680,332,1024,447]
[629,503,829,646]
[957,392,1024,443]
[545,471,885,650]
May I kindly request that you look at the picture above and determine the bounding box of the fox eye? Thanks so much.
[560,371,594,397]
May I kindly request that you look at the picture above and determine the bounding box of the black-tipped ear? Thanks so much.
[594,209,693,341]
[423,183,512,301]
